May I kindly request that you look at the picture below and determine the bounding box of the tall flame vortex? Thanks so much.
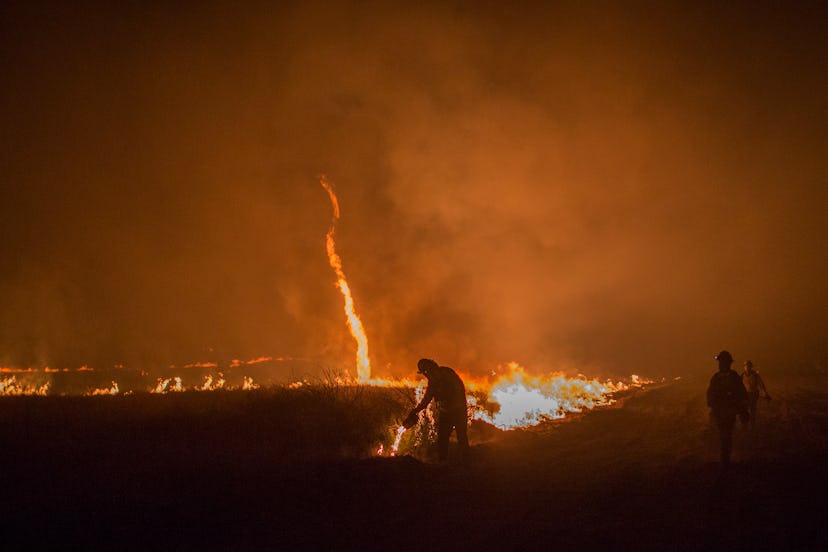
[321,176,372,382]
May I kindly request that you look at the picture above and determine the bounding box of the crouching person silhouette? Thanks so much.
[706,350,749,469]
[403,358,470,463]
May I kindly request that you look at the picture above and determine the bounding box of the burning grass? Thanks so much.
[0,375,50,396]
[0,380,414,475]
[0,363,654,470]
[0,370,647,475]
[2,370,826,550]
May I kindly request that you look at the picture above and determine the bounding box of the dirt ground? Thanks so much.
[2,371,826,550]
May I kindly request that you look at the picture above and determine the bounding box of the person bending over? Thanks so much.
[404,358,469,462]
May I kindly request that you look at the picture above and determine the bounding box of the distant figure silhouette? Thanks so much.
[741,360,771,429]
[706,350,749,468]
[403,358,469,463]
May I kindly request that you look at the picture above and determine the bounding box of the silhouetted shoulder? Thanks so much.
[430,366,466,404]
[708,370,747,411]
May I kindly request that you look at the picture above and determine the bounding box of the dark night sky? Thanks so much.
[1,1,825,379]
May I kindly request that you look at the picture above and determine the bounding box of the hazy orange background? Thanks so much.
[1,1,825,379]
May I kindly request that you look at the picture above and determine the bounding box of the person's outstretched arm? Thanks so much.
[758,374,770,399]
[413,385,435,413]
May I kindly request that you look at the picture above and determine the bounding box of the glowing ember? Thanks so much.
[321,176,372,382]
[242,376,260,390]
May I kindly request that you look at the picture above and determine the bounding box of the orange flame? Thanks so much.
[389,425,407,455]
[88,381,120,396]
[197,374,226,391]
[467,362,634,429]
[373,364,653,456]
[0,376,50,396]
[183,361,218,369]
[0,367,35,373]
[1,366,94,374]
[151,376,184,394]
[321,176,371,382]
[230,356,273,367]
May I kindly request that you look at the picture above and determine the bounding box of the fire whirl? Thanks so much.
[321,176,372,382]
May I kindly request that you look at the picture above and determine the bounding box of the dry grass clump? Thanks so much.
[0,378,417,479]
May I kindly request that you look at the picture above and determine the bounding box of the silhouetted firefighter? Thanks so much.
[741,360,771,429]
[706,350,749,468]
[403,358,470,462]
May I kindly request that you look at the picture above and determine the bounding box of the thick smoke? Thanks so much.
[1,1,825,379]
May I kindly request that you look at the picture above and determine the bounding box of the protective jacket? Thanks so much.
[417,365,467,415]
[707,369,748,418]
[742,370,768,398]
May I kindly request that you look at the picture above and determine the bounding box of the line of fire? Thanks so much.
[0,178,655,457]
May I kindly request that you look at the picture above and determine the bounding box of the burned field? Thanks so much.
[1,371,826,550]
